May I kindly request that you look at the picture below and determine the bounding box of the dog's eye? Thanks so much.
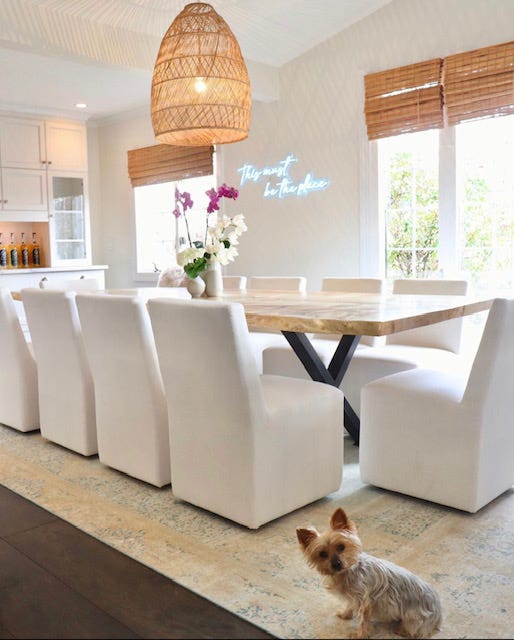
[319,550,328,559]
[336,544,345,553]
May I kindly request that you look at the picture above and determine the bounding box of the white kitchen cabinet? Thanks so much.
[1,168,47,212]
[45,120,88,172]
[0,266,108,291]
[0,116,87,173]
[0,112,91,265]
[0,117,46,169]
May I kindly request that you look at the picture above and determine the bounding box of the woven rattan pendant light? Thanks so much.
[151,2,251,146]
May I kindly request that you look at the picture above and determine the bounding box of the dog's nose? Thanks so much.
[331,556,343,572]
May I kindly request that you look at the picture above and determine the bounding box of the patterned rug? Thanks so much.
[0,424,512,639]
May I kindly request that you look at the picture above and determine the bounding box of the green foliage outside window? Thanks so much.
[385,152,439,278]
[385,151,511,286]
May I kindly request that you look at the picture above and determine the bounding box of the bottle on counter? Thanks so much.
[0,233,7,269]
[8,232,18,269]
[20,232,30,268]
[30,232,41,267]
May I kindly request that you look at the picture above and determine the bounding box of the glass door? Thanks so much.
[49,174,91,264]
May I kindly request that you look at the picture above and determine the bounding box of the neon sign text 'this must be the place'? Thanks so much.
[237,153,330,199]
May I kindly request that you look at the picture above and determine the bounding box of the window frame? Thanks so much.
[365,116,514,290]
[364,125,462,282]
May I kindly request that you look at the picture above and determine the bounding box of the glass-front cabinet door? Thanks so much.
[48,173,91,265]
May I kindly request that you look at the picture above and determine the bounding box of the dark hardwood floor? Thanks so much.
[0,484,275,639]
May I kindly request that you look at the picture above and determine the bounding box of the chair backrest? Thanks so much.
[462,297,514,501]
[76,293,170,486]
[247,276,306,292]
[0,288,39,431]
[39,277,100,291]
[21,288,97,455]
[464,298,514,410]
[148,298,266,498]
[316,277,385,345]
[76,293,167,425]
[386,278,469,352]
[223,275,247,290]
[321,277,385,294]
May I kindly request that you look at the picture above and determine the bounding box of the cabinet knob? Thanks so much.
[47,160,53,165]
[41,160,47,164]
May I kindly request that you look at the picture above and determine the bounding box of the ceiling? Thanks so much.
[0,0,393,121]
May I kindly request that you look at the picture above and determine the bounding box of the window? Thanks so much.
[134,174,215,275]
[380,130,439,279]
[127,142,215,277]
[367,39,514,292]
[378,114,514,292]
[456,116,514,293]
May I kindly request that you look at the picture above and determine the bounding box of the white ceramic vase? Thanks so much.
[202,261,223,297]
[185,275,206,298]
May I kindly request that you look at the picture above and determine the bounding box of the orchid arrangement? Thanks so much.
[174,183,247,279]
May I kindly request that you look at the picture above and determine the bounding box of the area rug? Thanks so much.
[0,424,512,639]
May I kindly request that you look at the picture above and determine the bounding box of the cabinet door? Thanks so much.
[0,117,46,169]
[1,168,47,211]
[45,121,88,172]
[48,173,91,265]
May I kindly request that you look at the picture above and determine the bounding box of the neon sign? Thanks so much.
[237,153,330,199]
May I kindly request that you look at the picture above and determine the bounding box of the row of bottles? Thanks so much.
[0,232,40,269]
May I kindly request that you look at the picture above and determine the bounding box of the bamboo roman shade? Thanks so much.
[127,143,213,187]
[364,58,444,140]
[364,40,514,139]
[444,40,514,126]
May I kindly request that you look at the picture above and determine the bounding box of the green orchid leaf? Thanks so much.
[184,256,207,279]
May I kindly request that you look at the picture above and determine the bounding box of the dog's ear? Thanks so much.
[330,507,356,533]
[296,526,319,549]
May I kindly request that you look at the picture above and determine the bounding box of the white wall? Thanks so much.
[92,109,156,287]
[94,0,514,290]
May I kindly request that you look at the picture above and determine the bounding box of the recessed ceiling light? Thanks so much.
[75,103,87,109]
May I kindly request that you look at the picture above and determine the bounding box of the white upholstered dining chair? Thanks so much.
[21,288,97,455]
[0,288,39,431]
[148,297,344,529]
[222,275,247,290]
[247,276,307,292]
[262,277,385,380]
[360,296,514,513]
[340,278,470,418]
[76,293,170,487]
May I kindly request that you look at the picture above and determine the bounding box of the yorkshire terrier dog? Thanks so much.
[297,507,442,639]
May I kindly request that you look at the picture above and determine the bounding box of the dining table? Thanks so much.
[12,286,495,444]
[218,288,494,444]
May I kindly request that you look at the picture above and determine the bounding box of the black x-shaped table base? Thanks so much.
[281,331,361,445]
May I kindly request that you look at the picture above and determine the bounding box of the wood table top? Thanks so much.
[217,290,495,335]
[13,287,495,337]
